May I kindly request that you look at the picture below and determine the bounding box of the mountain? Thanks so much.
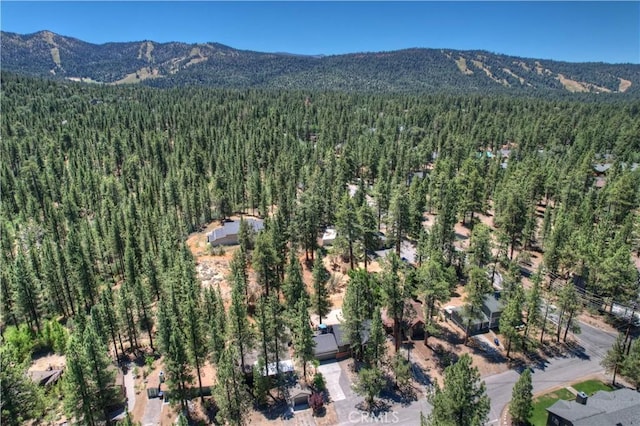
[2,30,639,95]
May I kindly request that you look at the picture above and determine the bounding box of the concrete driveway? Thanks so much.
[318,361,346,402]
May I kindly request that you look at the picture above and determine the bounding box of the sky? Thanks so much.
[1,1,639,64]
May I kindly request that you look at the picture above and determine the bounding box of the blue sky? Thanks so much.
[2,1,639,63]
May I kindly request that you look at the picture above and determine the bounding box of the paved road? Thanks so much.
[484,320,617,424]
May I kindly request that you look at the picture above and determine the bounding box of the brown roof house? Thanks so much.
[381,299,426,341]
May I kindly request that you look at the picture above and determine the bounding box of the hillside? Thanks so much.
[2,30,639,95]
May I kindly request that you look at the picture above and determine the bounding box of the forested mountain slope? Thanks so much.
[1,72,639,424]
[2,30,640,95]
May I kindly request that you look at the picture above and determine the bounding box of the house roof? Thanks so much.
[208,218,264,243]
[255,359,295,377]
[29,369,63,387]
[483,293,505,315]
[451,306,490,326]
[313,334,338,356]
[331,324,350,348]
[381,300,426,329]
[289,384,312,400]
[593,163,612,174]
[331,322,371,348]
[322,228,337,241]
[547,388,640,426]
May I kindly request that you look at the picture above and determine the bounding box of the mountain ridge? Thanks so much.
[2,30,639,95]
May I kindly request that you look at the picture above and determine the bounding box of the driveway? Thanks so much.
[318,361,346,402]
[123,364,136,413]
[141,397,163,426]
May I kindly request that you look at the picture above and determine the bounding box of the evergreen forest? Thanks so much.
[1,71,640,425]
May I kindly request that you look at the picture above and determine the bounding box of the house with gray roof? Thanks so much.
[447,292,505,336]
[546,388,640,426]
[207,218,264,246]
[312,322,371,361]
[313,333,339,361]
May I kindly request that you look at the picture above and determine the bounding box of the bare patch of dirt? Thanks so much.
[50,48,60,66]
[618,77,632,92]
[502,67,525,85]
[535,61,553,76]
[556,74,611,93]
[28,353,66,372]
[471,60,510,86]
[112,67,162,84]
[455,57,474,75]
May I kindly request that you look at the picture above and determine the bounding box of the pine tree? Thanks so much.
[82,319,118,423]
[358,202,378,270]
[157,289,193,412]
[408,174,428,238]
[457,160,485,227]
[353,366,385,411]
[100,285,126,363]
[12,249,41,332]
[297,190,320,262]
[509,369,533,425]
[499,284,524,358]
[183,279,207,403]
[388,184,410,256]
[365,307,387,368]
[391,351,411,390]
[204,286,226,365]
[336,192,360,269]
[253,230,279,297]
[494,181,527,259]
[292,298,315,380]
[463,267,492,344]
[417,256,454,347]
[621,338,640,390]
[41,238,70,318]
[342,269,376,361]
[255,294,275,392]
[64,334,97,426]
[214,343,251,425]
[382,252,414,352]
[132,275,154,351]
[166,331,193,412]
[524,270,543,344]
[283,251,308,308]
[602,334,627,385]
[116,284,138,352]
[312,252,331,325]
[228,272,253,373]
[427,353,490,426]
[0,348,43,426]
[555,282,581,343]
[467,224,493,269]
[66,226,97,312]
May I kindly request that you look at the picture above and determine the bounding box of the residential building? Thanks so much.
[546,388,640,426]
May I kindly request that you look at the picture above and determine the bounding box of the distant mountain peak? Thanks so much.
[1,30,638,95]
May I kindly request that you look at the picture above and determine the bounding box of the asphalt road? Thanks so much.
[484,320,617,425]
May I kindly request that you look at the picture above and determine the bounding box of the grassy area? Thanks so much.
[572,379,613,396]
[528,380,613,425]
[529,388,574,426]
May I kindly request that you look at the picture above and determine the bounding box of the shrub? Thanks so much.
[309,392,324,414]
[313,372,326,391]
